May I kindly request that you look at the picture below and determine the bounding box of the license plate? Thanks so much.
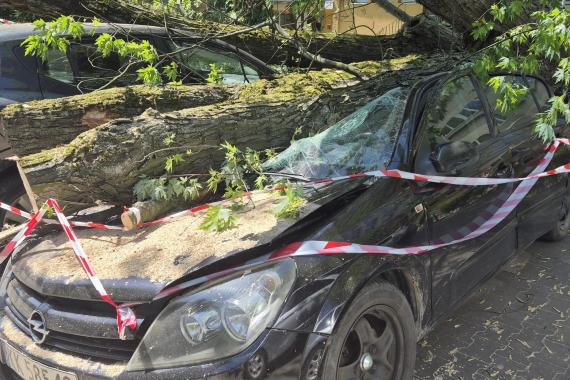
[3,343,78,380]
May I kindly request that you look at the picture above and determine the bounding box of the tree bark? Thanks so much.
[0,85,236,156]
[0,0,457,65]
[18,54,461,210]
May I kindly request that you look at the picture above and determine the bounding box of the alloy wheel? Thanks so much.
[336,305,404,379]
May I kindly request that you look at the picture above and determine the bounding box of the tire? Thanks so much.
[0,168,27,231]
[320,281,416,380]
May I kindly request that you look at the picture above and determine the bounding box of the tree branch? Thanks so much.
[273,22,364,80]
[374,0,412,23]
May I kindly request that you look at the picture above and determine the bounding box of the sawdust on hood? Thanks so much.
[20,194,307,284]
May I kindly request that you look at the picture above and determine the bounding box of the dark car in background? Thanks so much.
[0,71,567,379]
[0,22,275,230]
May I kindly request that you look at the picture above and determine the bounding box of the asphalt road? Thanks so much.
[414,237,570,379]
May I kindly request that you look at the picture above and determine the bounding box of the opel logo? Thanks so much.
[27,310,49,344]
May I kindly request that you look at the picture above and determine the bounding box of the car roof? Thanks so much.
[0,22,198,42]
[0,22,273,74]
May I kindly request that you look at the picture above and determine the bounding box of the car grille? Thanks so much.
[4,276,142,362]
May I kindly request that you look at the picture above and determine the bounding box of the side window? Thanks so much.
[0,42,40,102]
[42,49,74,84]
[169,42,260,84]
[68,42,138,91]
[527,77,550,109]
[482,75,545,134]
[415,76,491,174]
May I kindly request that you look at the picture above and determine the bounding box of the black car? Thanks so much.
[0,22,275,230]
[0,71,567,380]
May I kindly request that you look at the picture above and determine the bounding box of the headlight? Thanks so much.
[127,259,296,371]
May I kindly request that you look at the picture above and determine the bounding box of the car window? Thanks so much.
[42,49,74,84]
[415,76,491,174]
[0,42,38,102]
[482,75,547,133]
[168,42,260,84]
[69,42,138,91]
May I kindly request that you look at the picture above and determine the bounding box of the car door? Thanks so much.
[481,75,567,248]
[412,74,517,318]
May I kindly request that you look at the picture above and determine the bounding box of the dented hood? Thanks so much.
[11,182,363,302]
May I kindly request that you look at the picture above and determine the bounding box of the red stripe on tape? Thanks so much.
[191,204,209,213]
[271,242,303,259]
[323,241,352,250]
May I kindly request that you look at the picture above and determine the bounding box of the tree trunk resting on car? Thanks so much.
[0,85,237,156]
[0,1,459,65]
[16,54,460,211]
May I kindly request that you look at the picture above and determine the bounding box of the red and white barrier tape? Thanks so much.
[0,200,137,340]
[270,140,561,258]
[152,139,565,301]
[0,201,123,230]
[0,138,568,334]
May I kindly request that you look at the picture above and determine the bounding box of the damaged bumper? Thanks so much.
[0,315,325,380]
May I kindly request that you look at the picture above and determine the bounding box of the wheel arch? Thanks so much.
[313,256,429,340]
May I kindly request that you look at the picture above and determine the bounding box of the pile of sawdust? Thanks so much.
[19,194,302,284]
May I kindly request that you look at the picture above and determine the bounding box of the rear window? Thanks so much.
[69,42,139,91]
[167,41,260,84]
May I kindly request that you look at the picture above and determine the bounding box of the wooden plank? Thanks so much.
[5,155,38,213]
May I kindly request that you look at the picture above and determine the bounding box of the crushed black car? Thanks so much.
[0,71,568,380]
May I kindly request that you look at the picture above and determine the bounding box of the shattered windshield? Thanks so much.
[264,87,409,179]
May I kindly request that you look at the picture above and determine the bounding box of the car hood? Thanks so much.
[11,180,366,302]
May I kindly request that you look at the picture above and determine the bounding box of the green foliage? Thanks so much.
[22,16,176,86]
[136,66,162,86]
[199,206,237,232]
[133,134,201,202]
[207,63,225,84]
[21,16,84,61]
[274,186,305,218]
[472,1,570,141]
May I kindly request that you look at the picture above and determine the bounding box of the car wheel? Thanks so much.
[320,281,416,380]
[0,174,28,231]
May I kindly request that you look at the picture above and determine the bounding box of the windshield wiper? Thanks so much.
[262,171,312,182]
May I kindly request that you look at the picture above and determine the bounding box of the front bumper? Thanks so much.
[0,315,327,380]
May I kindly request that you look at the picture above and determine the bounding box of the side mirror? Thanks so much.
[430,141,479,174]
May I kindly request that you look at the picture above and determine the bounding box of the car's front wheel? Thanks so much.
[320,281,416,380]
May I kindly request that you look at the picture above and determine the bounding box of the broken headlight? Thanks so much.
[127,259,296,371]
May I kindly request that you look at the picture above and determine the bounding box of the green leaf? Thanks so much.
[199,206,236,232]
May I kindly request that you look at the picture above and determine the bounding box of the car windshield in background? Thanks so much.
[264,87,409,179]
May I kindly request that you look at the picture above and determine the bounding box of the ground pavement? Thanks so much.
[415,238,570,379]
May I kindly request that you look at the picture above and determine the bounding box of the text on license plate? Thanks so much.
[4,344,78,380]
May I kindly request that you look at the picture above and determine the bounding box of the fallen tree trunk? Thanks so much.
[0,0,458,65]
[18,54,461,209]
[1,85,236,156]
